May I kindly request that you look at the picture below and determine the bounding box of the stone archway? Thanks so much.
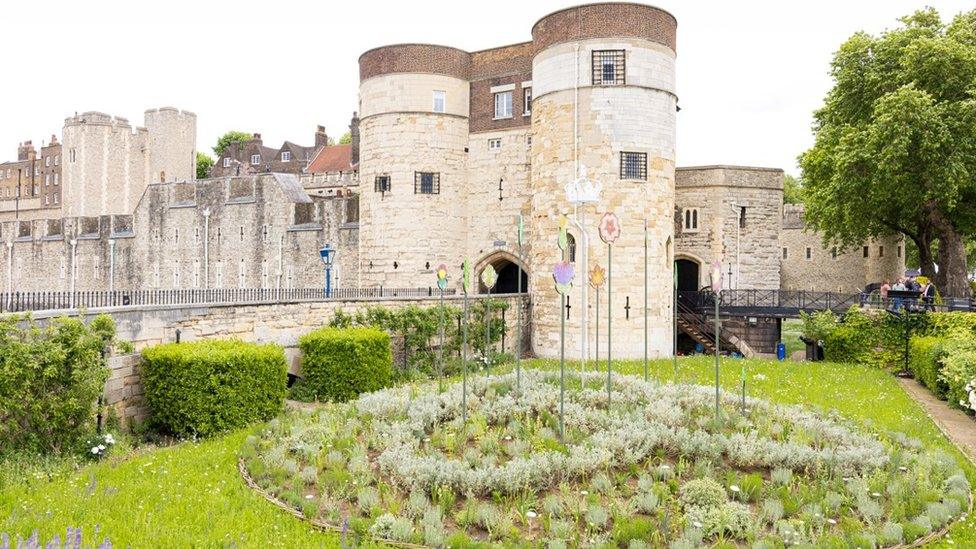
[475,251,529,294]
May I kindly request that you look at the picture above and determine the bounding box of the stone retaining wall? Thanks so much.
[104,353,147,429]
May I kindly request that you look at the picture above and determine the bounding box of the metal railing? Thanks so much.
[677,289,974,317]
[0,286,462,314]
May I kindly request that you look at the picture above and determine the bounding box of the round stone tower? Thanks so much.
[528,3,678,359]
[357,44,472,286]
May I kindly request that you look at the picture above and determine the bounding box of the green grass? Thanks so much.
[781,318,805,356]
[2,356,975,547]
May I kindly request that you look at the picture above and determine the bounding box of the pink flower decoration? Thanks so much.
[599,212,621,244]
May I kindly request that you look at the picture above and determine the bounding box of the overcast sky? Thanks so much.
[1,0,972,175]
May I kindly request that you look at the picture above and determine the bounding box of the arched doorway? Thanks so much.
[675,258,701,292]
[477,252,529,294]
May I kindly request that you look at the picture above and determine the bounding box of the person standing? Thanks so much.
[880,279,891,306]
[922,281,936,311]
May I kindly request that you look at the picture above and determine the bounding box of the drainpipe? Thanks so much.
[277,233,284,299]
[203,208,211,290]
[5,241,12,311]
[108,238,116,300]
[730,203,740,289]
[69,238,77,309]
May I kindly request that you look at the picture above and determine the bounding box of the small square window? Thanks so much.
[488,138,502,151]
[414,172,440,195]
[620,152,647,180]
[250,154,260,165]
[374,175,391,193]
[494,91,513,119]
[282,151,291,162]
[592,50,625,86]
[223,157,231,168]
[432,90,446,113]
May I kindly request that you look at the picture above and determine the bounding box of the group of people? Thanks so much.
[879,276,938,311]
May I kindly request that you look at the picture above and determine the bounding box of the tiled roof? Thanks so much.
[308,144,354,174]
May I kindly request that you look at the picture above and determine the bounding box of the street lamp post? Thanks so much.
[319,244,336,298]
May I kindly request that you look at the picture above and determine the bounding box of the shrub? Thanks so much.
[679,478,727,509]
[909,336,948,396]
[141,340,287,437]
[0,314,115,454]
[938,338,976,408]
[299,327,392,402]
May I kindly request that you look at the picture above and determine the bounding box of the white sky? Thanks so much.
[1,0,972,175]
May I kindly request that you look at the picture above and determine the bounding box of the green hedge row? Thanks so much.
[299,327,392,402]
[141,340,287,437]
[908,335,976,409]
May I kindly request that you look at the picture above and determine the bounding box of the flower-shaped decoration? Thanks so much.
[436,264,448,290]
[481,264,498,290]
[553,261,574,295]
[588,264,606,289]
[558,215,569,251]
[462,259,472,294]
[599,212,621,244]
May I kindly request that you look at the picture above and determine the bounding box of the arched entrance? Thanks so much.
[675,258,701,292]
[476,252,529,294]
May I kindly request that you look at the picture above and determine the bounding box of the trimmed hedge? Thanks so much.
[141,340,287,437]
[299,327,392,402]
[908,335,976,408]
[908,336,948,398]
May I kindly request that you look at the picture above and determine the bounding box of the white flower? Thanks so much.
[91,447,99,454]
[827,518,837,525]
[305,494,314,500]
[526,511,537,518]
[729,485,740,493]
[98,444,106,451]
[580,490,588,495]
[692,521,702,529]
[871,492,880,498]
[105,434,115,445]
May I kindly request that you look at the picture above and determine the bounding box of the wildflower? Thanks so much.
[827,518,837,525]
[692,521,702,529]
[526,510,537,519]
[90,447,99,455]
[729,485,740,493]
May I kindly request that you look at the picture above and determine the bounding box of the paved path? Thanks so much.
[898,377,976,464]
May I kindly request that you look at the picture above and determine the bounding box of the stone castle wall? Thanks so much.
[0,174,358,294]
[779,204,904,291]
[675,166,783,290]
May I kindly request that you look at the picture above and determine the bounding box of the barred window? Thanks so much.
[414,172,440,194]
[374,175,391,193]
[620,152,647,180]
[592,50,625,86]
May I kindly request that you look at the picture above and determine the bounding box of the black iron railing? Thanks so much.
[0,286,465,314]
[677,289,973,317]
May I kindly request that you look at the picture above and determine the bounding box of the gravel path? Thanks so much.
[898,377,976,464]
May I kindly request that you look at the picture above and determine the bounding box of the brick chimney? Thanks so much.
[17,140,35,161]
[349,112,360,165]
[315,125,328,148]
[251,133,262,144]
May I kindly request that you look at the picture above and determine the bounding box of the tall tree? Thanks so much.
[212,131,253,156]
[195,152,214,180]
[783,174,804,204]
[338,132,352,145]
[799,8,976,297]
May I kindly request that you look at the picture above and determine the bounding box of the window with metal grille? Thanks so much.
[592,50,625,85]
[374,175,391,193]
[619,152,647,180]
[414,172,440,194]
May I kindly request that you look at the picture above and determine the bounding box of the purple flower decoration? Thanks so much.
[553,261,574,295]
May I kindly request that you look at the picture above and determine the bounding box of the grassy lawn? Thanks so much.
[2,356,974,547]
[781,318,805,356]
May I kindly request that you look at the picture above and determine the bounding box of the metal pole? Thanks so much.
[643,220,648,381]
[595,290,600,370]
[607,243,612,409]
[673,267,678,383]
[485,287,491,375]
[560,291,566,440]
[325,267,332,298]
[69,239,77,309]
[438,286,445,392]
[714,290,721,425]
[516,245,522,392]
[462,291,468,423]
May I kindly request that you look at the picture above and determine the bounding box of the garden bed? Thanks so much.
[242,369,971,547]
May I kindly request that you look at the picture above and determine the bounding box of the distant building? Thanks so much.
[0,137,61,209]
[209,126,328,177]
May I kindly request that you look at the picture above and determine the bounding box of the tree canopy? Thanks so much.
[338,132,352,145]
[783,174,805,204]
[799,8,976,297]
[195,152,214,180]
[212,130,253,156]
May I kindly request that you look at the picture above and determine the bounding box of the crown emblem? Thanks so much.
[564,164,602,204]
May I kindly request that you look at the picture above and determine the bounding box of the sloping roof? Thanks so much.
[272,173,313,203]
[308,144,354,173]
[280,141,319,163]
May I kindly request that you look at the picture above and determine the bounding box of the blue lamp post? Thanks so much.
[319,245,336,298]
